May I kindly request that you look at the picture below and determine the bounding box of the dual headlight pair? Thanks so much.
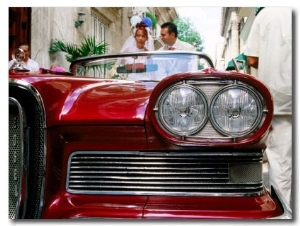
[156,84,264,137]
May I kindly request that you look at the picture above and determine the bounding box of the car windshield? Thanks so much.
[70,51,214,81]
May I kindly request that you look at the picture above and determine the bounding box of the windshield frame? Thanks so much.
[69,51,215,80]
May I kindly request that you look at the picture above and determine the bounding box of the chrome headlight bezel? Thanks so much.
[209,84,264,137]
[156,84,209,136]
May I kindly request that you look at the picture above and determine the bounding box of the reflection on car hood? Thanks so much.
[10,75,155,126]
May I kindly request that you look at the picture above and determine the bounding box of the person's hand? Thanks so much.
[9,59,18,70]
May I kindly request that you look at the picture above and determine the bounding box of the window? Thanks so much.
[91,12,108,45]
[88,11,109,77]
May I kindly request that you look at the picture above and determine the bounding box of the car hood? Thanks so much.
[10,75,156,126]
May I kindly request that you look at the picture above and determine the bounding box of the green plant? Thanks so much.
[174,17,204,52]
[49,36,108,76]
[49,36,108,62]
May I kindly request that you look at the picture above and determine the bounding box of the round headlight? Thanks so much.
[210,85,263,136]
[157,84,208,136]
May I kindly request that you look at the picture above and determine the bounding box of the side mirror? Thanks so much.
[233,59,246,73]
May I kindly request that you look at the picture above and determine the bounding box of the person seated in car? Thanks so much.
[153,22,198,80]
[9,43,39,73]
[117,22,155,81]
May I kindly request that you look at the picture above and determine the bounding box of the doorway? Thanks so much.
[9,7,31,61]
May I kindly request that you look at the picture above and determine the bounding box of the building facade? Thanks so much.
[9,7,177,71]
[217,7,256,74]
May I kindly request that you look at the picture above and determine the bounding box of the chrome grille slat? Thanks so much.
[70,166,228,170]
[70,165,229,169]
[69,184,262,189]
[70,165,225,168]
[70,172,228,175]
[67,151,263,196]
[69,176,229,182]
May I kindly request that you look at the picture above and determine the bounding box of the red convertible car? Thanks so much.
[9,51,291,219]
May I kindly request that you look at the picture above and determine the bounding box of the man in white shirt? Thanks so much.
[159,22,196,51]
[9,43,39,73]
[155,22,197,79]
[244,7,292,207]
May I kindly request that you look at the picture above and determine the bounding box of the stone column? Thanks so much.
[231,20,240,57]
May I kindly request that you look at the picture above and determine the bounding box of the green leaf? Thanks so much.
[173,17,204,52]
[49,36,108,62]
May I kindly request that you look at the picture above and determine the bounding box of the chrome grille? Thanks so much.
[67,151,263,196]
[9,80,46,219]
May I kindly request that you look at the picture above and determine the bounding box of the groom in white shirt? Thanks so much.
[154,22,197,79]
[159,22,196,51]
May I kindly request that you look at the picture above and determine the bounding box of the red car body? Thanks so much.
[9,52,291,219]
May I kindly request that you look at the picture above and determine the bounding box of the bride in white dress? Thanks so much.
[118,21,155,81]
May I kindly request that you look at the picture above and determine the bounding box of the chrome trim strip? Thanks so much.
[70,51,215,74]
